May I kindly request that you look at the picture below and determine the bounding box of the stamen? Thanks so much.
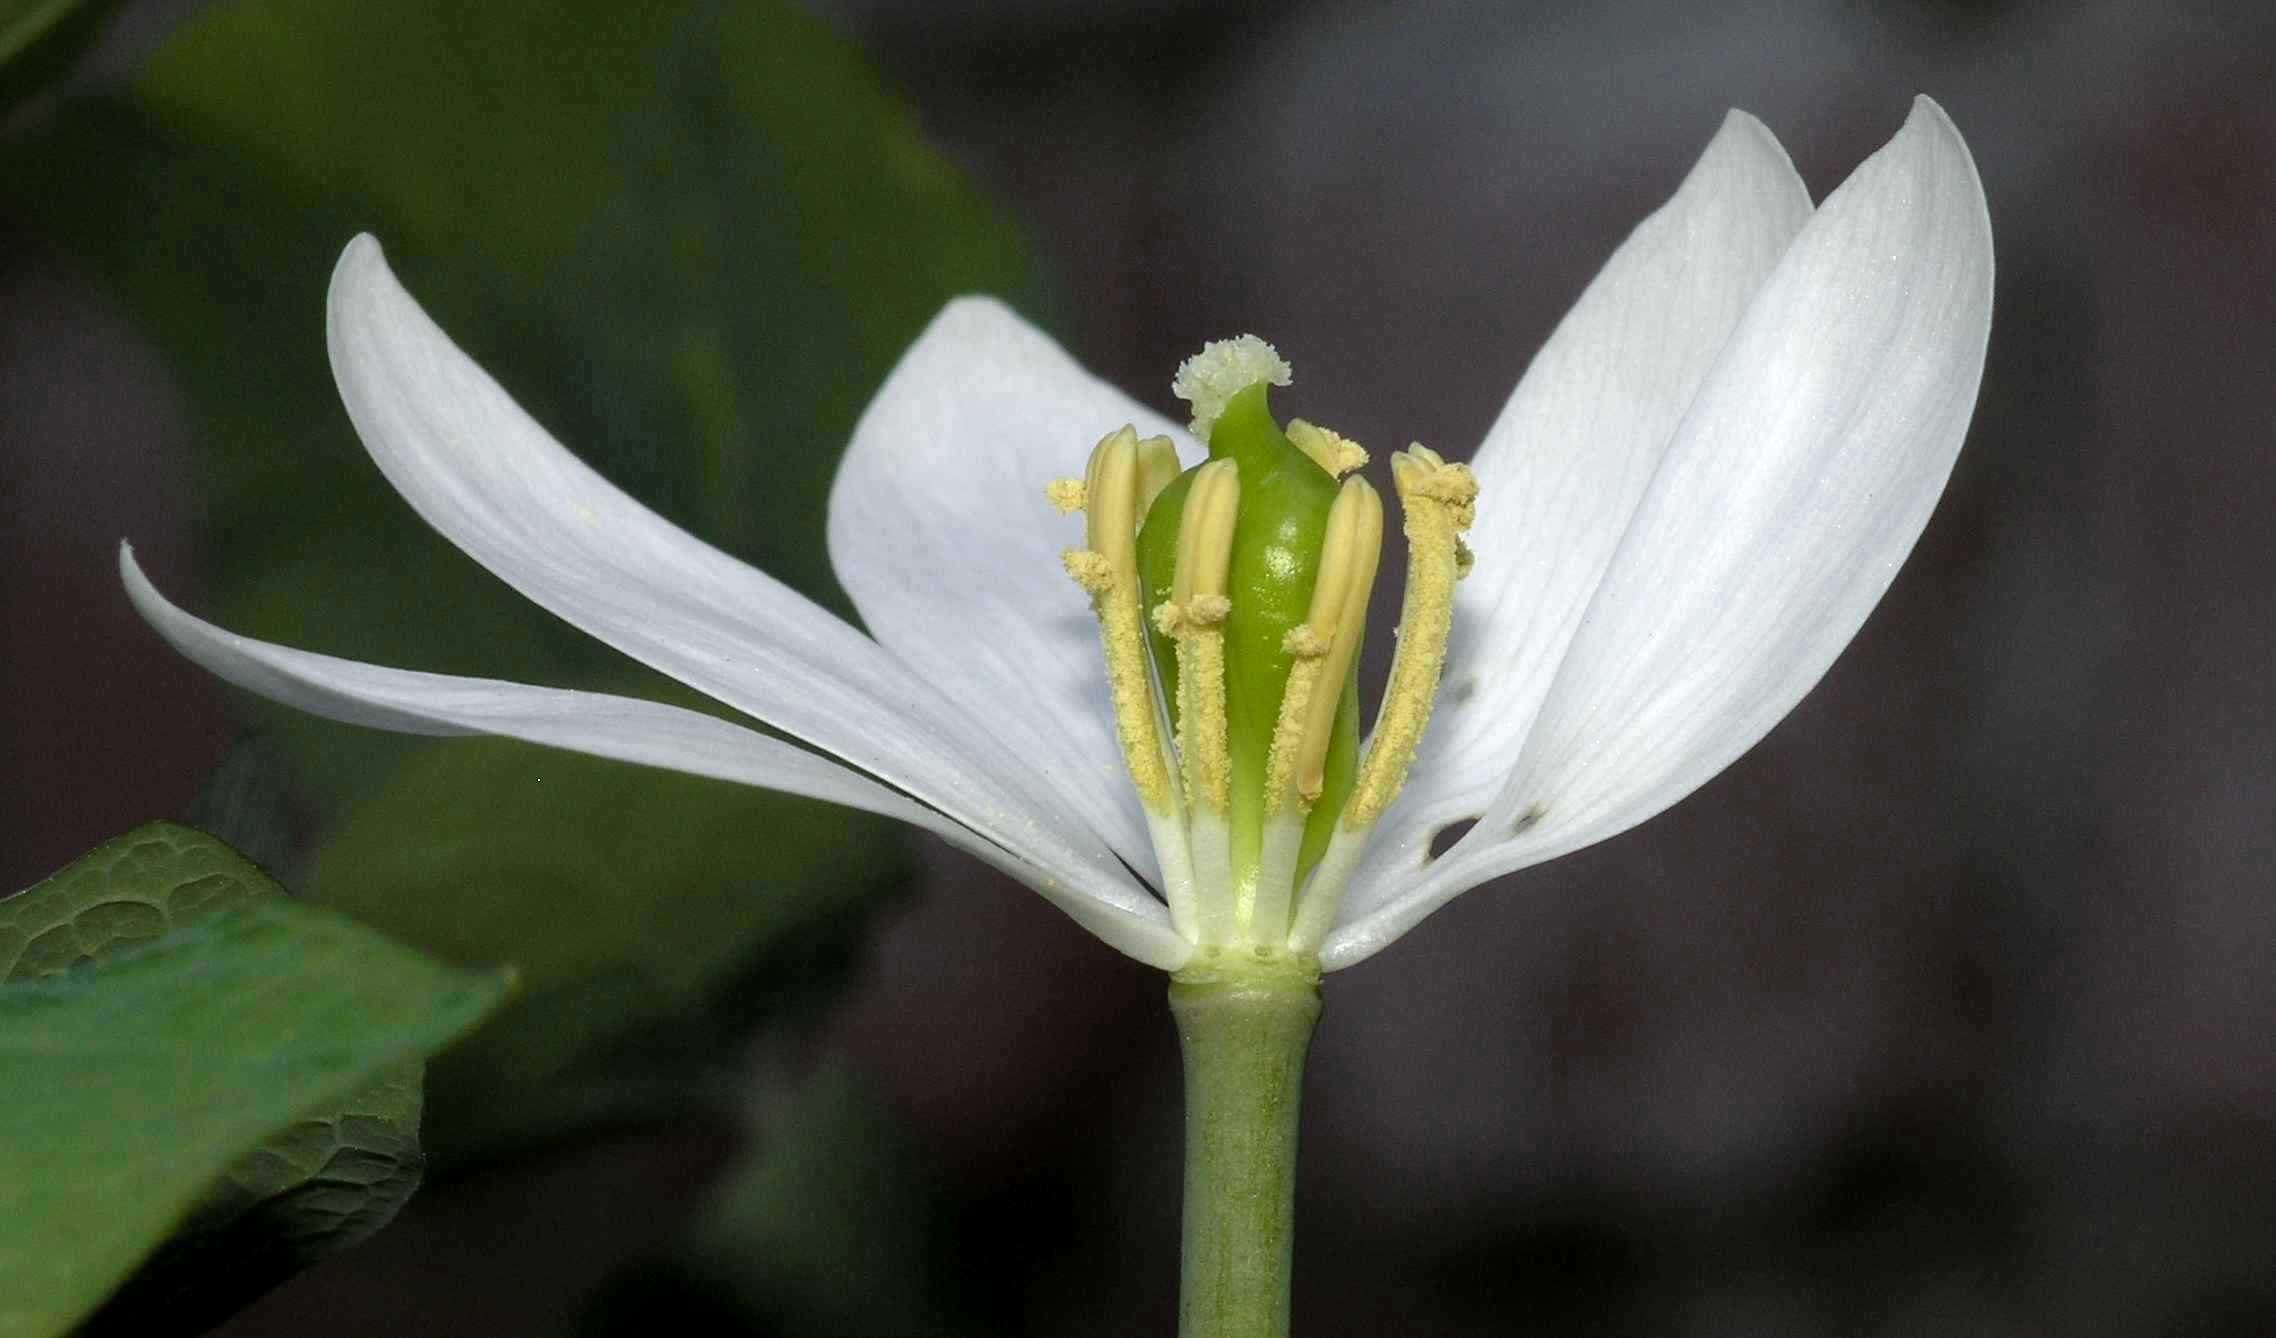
[1263,476,1383,814]
[1342,445,1477,831]
[1061,426,1174,814]
[1165,460,1240,817]
[1288,447,1477,954]
[1286,419,1370,478]
[1247,478,1380,946]
[1172,336,1291,441]
[1151,458,1242,945]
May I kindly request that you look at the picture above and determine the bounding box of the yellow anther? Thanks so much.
[1455,537,1476,580]
[1083,427,1137,567]
[1394,445,1478,526]
[1134,435,1182,515]
[1264,476,1383,814]
[1165,460,1240,815]
[1343,446,1477,830]
[1064,426,1173,812]
[1045,478,1088,513]
[1286,419,1370,478]
[1170,460,1240,606]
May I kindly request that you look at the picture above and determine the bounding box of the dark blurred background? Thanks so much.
[4,0,2272,1335]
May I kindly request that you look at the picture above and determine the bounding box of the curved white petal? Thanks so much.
[1345,110,1813,903]
[324,237,1130,900]
[121,545,1191,969]
[1325,97,1993,970]
[829,299,1197,884]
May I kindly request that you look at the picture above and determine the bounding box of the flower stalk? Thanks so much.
[1172,949,1322,1338]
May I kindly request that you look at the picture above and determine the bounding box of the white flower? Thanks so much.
[123,97,1990,974]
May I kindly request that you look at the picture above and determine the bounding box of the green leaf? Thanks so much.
[71,1066,427,1338]
[309,736,908,1163]
[0,821,429,1332]
[0,825,511,1338]
[0,822,274,976]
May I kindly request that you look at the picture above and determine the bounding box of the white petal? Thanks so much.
[121,545,1191,969]
[1326,97,1993,970]
[829,299,1198,884]
[323,237,1130,900]
[1344,110,1813,905]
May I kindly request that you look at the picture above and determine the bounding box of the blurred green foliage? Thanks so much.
[9,0,1036,793]
[583,1067,955,1338]
[0,823,511,1338]
[4,0,1041,1180]
[679,1068,950,1338]
[0,0,83,59]
[0,0,112,112]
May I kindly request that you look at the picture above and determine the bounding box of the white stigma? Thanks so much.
[1172,335,1292,440]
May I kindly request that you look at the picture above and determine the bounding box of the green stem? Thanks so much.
[1171,949,1322,1338]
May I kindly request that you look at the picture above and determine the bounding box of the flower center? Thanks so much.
[1053,338,1476,954]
